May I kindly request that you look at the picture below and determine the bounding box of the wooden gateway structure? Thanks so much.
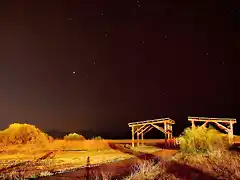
[188,116,237,144]
[128,118,175,147]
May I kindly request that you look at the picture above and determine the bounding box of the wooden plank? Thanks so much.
[135,124,147,134]
[188,116,236,123]
[151,124,165,133]
[128,118,175,127]
[214,122,230,132]
[139,125,151,134]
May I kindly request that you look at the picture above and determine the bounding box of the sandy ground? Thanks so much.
[39,144,177,180]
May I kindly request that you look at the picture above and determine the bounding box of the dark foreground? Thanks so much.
[38,144,177,180]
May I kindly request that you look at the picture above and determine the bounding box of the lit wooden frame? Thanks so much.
[188,116,237,144]
[128,118,175,147]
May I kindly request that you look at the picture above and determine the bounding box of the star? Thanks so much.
[204,52,209,56]
[68,17,72,21]
[164,35,168,39]
[72,71,76,74]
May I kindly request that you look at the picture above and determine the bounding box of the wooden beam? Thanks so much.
[137,132,139,146]
[135,124,147,134]
[214,122,230,133]
[191,120,196,129]
[143,127,153,134]
[188,117,236,124]
[169,124,173,139]
[141,133,144,145]
[151,124,165,133]
[201,121,208,127]
[228,122,234,145]
[164,122,167,147]
[128,118,175,127]
[139,125,151,134]
[131,126,134,147]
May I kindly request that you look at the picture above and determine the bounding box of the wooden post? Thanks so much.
[164,122,167,147]
[228,122,233,145]
[169,124,172,139]
[141,132,144,145]
[137,131,140,146]
[191,120,196,129]
[132,126,135,147]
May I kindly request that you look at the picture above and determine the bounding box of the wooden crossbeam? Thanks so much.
[151,124,165,133]
[143,126,153,134]
[188,117,236,123]
[135,124,147,134]
[201,121,209,127]
[128,118,175,127]
[138,125,151,134]
[214,122,230,133]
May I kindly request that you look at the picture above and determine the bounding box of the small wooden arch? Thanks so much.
[188,116,237,144]
[128,118,175,147]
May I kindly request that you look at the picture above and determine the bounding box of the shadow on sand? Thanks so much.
[166,161,217,180]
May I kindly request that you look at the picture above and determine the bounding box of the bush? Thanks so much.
[64,133,85,141]
[178,126,229,153]
[91,136,103,140]
[0,123,50,145]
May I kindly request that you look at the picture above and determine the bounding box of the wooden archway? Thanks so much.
[128,118,175,147]
[188,116,237,144]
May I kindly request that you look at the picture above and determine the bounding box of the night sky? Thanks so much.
[0,0,239,136]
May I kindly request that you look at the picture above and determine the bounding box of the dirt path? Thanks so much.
[38,147,177,180]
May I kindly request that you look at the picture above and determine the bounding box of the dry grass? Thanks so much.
[130,145,162,154]
[125,127,240,180]
[0,139,134,179]
[124,150,240,180]
[173,150,240,179]
[48,139,110,151]
[124,159,178,180]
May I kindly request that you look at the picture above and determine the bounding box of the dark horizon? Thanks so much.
[0,0,239,136]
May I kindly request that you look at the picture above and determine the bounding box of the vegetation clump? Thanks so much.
[91,136,103,140]
[0,123,51,145]
[64,133,85,141]
[178,126,229,153]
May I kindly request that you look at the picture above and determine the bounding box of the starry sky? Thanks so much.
[0,0,239,136]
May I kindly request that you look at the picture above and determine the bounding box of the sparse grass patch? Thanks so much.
[48,139,110,151]
[124,160,178,180]
[172,150,240,179]
[0,148,134,178]
[131,145,161,154]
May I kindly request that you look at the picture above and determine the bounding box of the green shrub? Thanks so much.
[0,123,50,145]
[178,126,229,153]
[91,136,103,140]
[64,133,85,141]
